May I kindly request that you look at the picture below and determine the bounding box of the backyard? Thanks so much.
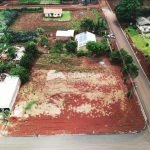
[0,55,145,136]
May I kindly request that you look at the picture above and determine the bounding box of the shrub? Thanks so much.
[145,43,149,47]
[76,50,85,57]
[41,36,48,46]
[127,90,132,99]
[9,66,30,84]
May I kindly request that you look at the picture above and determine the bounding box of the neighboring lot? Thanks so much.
[4,55,146,136]
[11,9,96,32]
[126,26,150,56]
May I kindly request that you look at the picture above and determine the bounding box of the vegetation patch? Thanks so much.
[126,26,150,56]
[40,0,61,4]
[25,100,39,112]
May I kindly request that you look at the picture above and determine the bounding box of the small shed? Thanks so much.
[0,76,21,110]
[56,30,74,40]
[75,31,96,50]
[44,8,62,18]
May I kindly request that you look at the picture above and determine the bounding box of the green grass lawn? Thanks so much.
[43,11,71,21]
[40,0,60,4]
[18,0,40,4]
[126,26,150,56]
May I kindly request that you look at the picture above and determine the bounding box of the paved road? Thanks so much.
[0,129,150,150]
[102,7,150,125]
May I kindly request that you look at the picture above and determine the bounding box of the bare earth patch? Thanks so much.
[3,56,146,136]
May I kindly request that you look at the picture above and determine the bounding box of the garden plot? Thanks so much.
[4,56,146,136]
[11,9,96,32]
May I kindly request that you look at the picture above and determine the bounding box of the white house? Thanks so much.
[75,31,96,50]
[136,17,150,33]
[0,76,21,110]
[44,8,62,18]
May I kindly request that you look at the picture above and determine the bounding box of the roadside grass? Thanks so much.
[43,11,71,21]
[40,0,60,4]
[126,26,150,56]
[18,0,40,4]
[24,100,38,112]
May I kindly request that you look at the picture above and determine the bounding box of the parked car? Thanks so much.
[108,34,115,38]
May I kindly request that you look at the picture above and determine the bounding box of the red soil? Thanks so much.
[7,56,146,136]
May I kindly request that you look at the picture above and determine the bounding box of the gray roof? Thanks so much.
[136,17,150,26]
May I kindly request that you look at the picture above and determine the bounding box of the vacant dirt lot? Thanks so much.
[3,55,146,136]
[11,9,96,32]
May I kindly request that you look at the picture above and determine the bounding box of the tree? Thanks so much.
[9,66,30,84]
[19,53,34,70]
[114,0,141,21]
[25,41,38,57]
[127,62,139,79]
[70,18,81,32]
[41,36,48,46]
[0,61,5,73]
[109,51,122,63]
[7,47,16,59]
[65,40,77,53]
[80,17,95,31]
[7,61,15,69]
[54,40,64,51]
[124,54,133,64]
[94,18,107,35]
[86,41,105,56]
[138,0,145,6]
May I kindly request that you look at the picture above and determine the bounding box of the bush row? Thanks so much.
[1,30,38,43]
[6,7,43,13]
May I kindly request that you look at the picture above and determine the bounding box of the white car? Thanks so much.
[108,34,115,38]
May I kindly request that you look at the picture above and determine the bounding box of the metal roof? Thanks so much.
[75,31,96,49]
[136,17,150,26]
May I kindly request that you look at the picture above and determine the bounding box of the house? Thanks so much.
[136,17,150,33]
[44,8,62,18]
[0,75,21,110]
[56,30,74,40]
[75,31,96,51]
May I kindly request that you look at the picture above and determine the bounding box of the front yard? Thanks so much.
[126,26,150,56]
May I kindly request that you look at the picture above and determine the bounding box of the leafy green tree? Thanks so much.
[86,41,105,56]
[54,40,64,51]
[65,40,77,53]
[124,54,133,64]
[127,62,139,79]
[70,18,81,32]
[114,0,141,21]
[25,41,38,57]
[41,36,48,46]
[7,47,16,59]
[9,66,30,84]
[80,17,95,31]
[0,61,5,73]
[138,0,145,6]
[19,53,34,70]
[36,27,44,34]
[109,51,122,63]
[94,18,107,35]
